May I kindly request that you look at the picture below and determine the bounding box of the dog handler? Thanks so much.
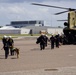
[2,36,9,59]
[8,36,14,56]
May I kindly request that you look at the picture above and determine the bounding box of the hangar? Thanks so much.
[25,26,63,35]
[0,26,30,34]
[1,20,63,34]
[0,25,63,35]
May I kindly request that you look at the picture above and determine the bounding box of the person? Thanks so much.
[2,35,7,45]
[55,34,60,48]
[50,35,55,49]
[8,36,14,55]
[44,35,48,47]
[2,36,9,59]
[59,34,63,45]
[36,34,46,50]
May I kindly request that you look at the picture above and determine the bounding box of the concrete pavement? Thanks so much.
[0,37,76,75]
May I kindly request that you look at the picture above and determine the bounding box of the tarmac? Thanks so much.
[0,36,76,75]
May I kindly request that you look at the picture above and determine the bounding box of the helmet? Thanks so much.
[9,36,12,38]
[3,35,7,38]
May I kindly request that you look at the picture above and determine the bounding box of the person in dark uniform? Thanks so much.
[50,35,55,49]
[36,34,46,50]
[59,34,63,45]
[44,35,48,47]
[2,36,9,59]
[8,36,14,56]
[2,35,7,46]
[55,34,60,48]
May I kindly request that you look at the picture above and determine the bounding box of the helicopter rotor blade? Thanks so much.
[54,10,68,15]
[32,3,76,11]
[57,20,68,21]
[32,3,70,10]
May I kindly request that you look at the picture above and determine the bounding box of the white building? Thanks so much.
[25,26,63,34]
[47,28,63,35]
[0,25,63,34]
[20,28,30,34]
[0,26,30,34]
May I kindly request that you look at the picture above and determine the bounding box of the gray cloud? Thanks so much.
[0,0,76,3]
[0,0,42,3]
[0,0,76,26]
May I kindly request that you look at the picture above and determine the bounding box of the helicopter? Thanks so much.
[32,3,76,44]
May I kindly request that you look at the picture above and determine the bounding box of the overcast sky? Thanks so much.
[0,0,76,27]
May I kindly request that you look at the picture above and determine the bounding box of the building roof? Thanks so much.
[0,26,20,30]
[0,26,15,29]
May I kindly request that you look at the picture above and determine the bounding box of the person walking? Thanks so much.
[2,35,7,46]
[2,36,9,59]
[36,34,46,50]
[50,35,55,49]
[55,34,60,48]
[8,36,14,56]
[44,35,48,47]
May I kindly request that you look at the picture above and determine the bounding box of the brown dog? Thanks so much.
[12,48,19,58]
[9,46,19,58]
